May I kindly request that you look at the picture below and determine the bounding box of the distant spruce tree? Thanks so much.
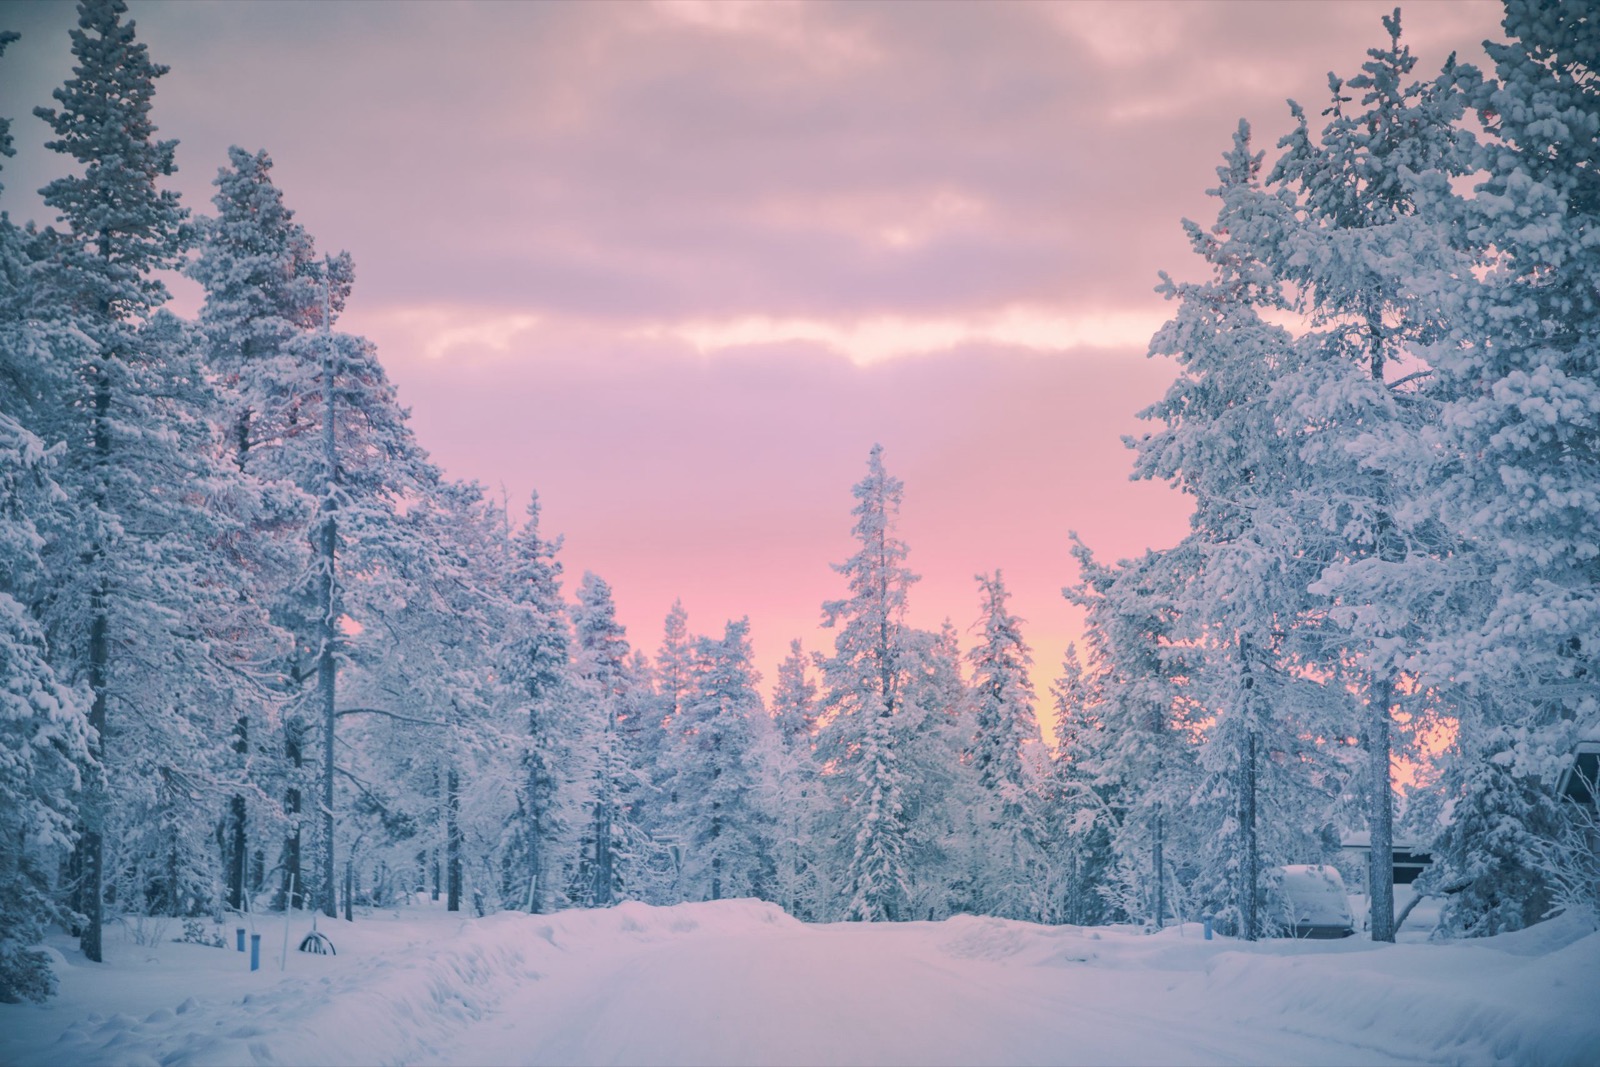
[818,446,917,921]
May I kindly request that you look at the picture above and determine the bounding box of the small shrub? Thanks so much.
[120,914,172,948]
[176,917,225,948]
[0,942,57,1004]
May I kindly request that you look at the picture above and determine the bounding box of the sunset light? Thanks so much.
[1,2,1595,1064]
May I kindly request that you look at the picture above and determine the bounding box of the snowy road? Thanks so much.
[449,918,1385,1067]
[4,899,1597,1067]
[442,904,1596,1067]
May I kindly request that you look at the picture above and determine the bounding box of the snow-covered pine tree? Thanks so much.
[1265,10,1477,941]
[646,600,693,851]
[1412,0,1600,932]
[761,639,824,918]
[895,620,970,920]
[1065,538,1198,929]
[278,289,429,917]
[817,445,917,921]
[188,147,346,472]
[496,493,575,913]
[188,146,343,913]
[964,572,1044,920]
[1425,724,1567,936]
[667,619,769,901]
[570,572,647,906]
[0,51,92,994]
[1133,122,1350,938]
[1041,645,1114,926]
[0,419,86,1002]
[344,475,511,914]
[31,0,268,958]
[186,145,337,914]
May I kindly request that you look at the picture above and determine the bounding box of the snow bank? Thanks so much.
[1,900,795,1067]
[932,910,1600,1066]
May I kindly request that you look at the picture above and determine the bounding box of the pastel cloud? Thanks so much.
[0,0,1509,731]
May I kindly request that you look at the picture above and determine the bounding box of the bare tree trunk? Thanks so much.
[281,717,303,911]
[1152,805,1165,930]
[525,791,546,913]
[1368,671,1396,943]
[1241,727,1259,940]
[227,717,248,912]
[593,704,617,907]
[446,767,462,912]
[76,363,112,963]
[593,804,613,906]
[317,263,339,921]
[79,592,108,962]
[227,414,252,916]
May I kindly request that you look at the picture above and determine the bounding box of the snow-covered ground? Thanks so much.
[2,899,1595,1067]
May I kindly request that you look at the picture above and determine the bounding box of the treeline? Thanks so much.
[1,0,1596,1008]
[0,0,1058,1005]
[1070,1,1599,949]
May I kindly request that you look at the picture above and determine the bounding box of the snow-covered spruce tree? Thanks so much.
[188,145,420,920]
[186,145,335,914]
[187,146,335,912]
[1265,10,1478,941]
[644,599,694,869]
[31,0,268,958]
[1132,122,1351,938]
[1065,538,1199,929]
[1040,645,1115,926]
[964,572,1045,921]
[570,572,648,906]
[817,445,918,921]
[495,493,577,913]
[896,620,970,920]
[618,646,671,901]
[1425,725,1567,936]
[0,419,86,1002]
[268,310,430,916]
[343,475,512,915]
[665,619,769,901]
[1411,0,1600,931]
[0,53,92,993]
[761,639,825,918]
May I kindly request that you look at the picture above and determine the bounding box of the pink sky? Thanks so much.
[1,0,1509,737]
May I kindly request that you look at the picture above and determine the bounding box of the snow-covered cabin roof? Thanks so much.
[1338,832,1428,853]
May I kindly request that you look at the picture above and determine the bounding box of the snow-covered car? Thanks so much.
[1263,864,1356,939]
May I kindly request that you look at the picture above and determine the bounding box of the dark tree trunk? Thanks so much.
[317,262,339,921]
[1241,728,1259,940]
[227,716,248,912]
[227,414,252,914]
[78,601,108,962]
[527,789,546,914]
[76,364,113,963]
[446,767,462,913]
[281,717,304,910]
[1152,807,1165,930]
[593,806,613,907]
[1368,671,1397,943]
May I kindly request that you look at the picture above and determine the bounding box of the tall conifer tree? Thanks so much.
[818,445,917,921]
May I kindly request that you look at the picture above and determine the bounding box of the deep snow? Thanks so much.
[2,898,1595,1067]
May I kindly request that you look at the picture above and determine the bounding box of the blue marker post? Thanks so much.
[250,933,261,972]
[236,927,246,952]
[1203,917,1213,941]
